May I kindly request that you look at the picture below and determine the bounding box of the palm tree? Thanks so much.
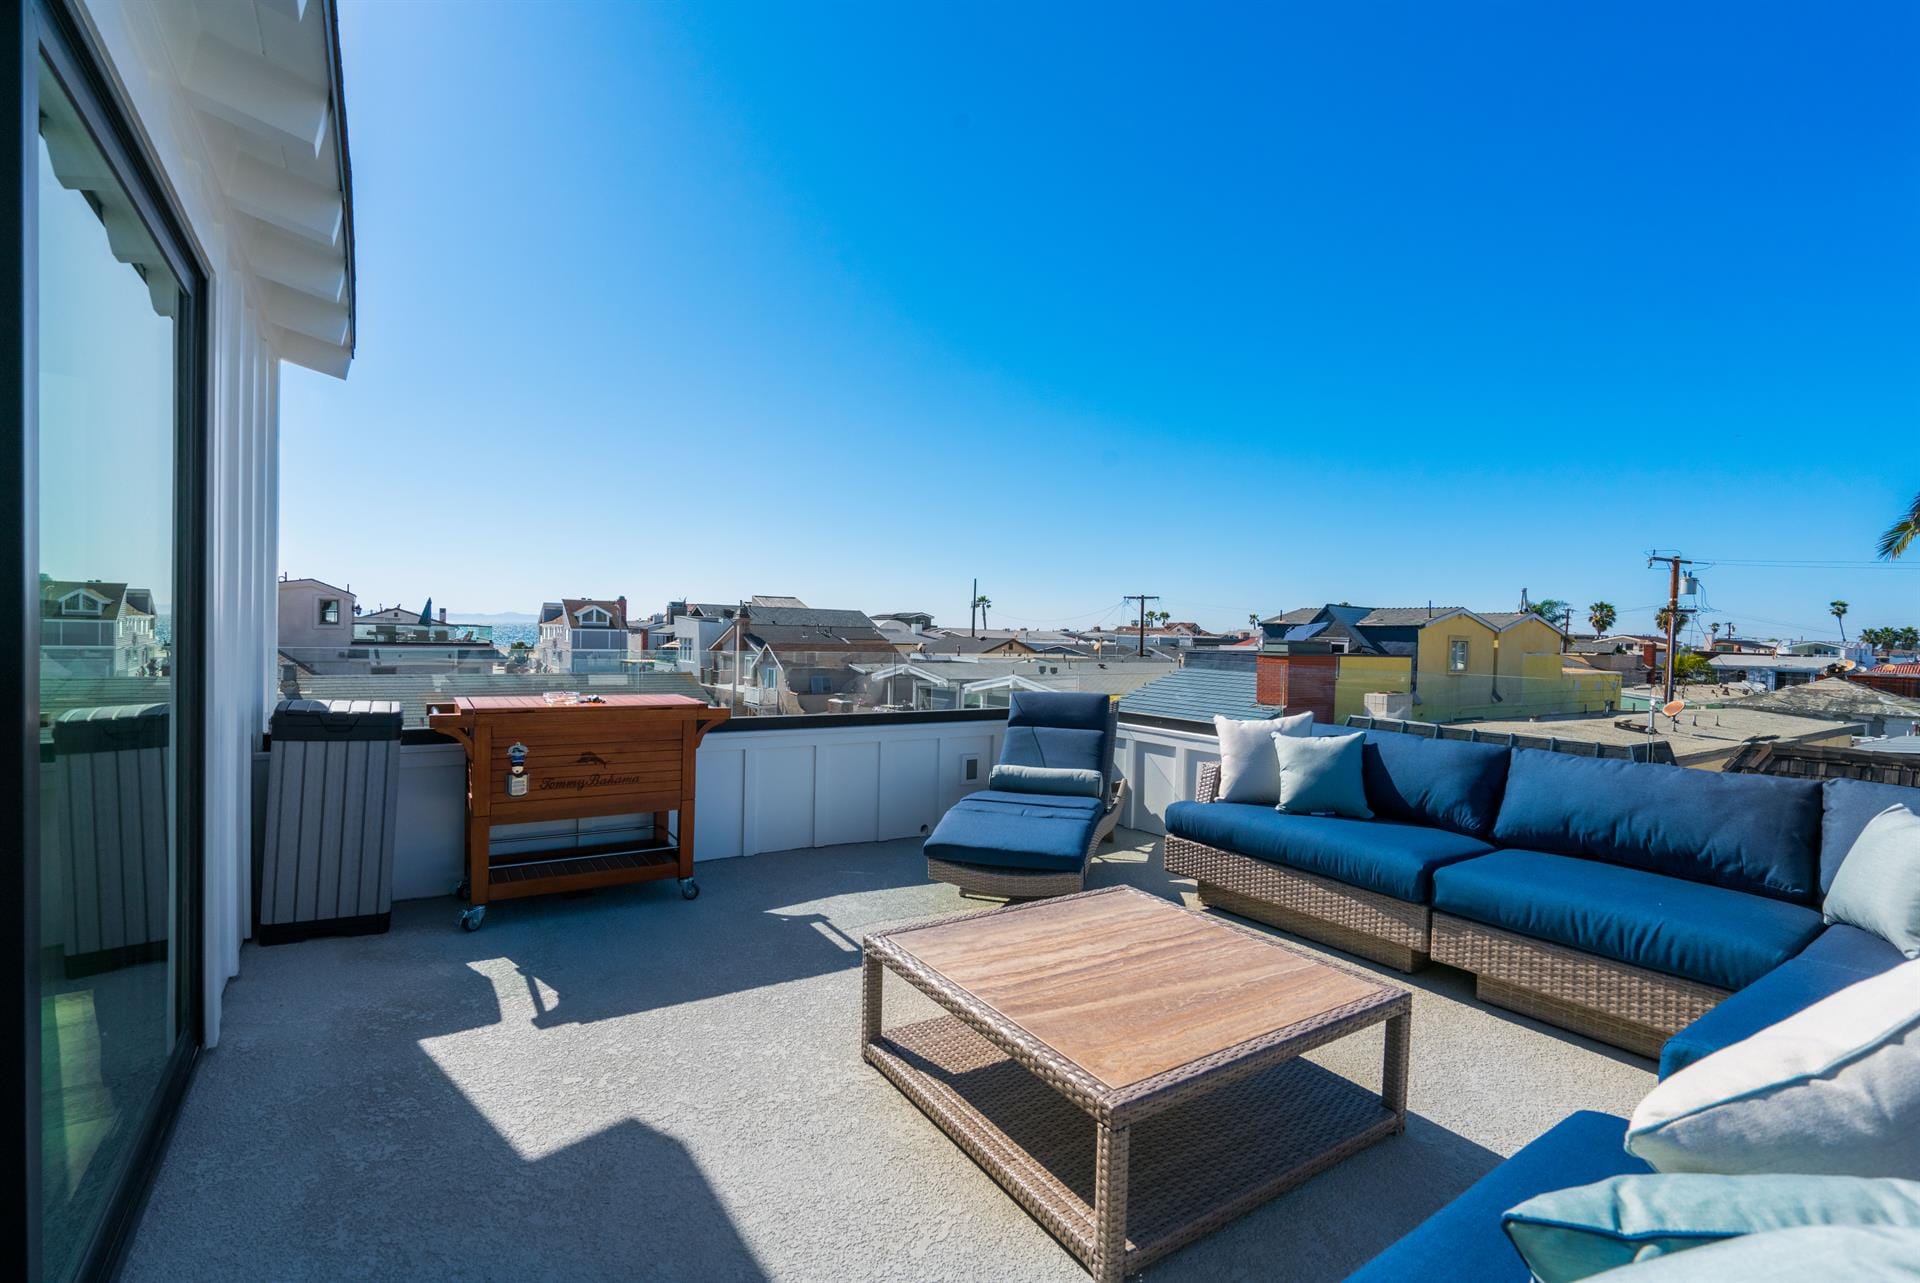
[1529,598,1570,625]
[1587,601,1616,635]
[973,594,992,630]
[1654,605,1694,637]
[1879,492,1920,560]
[1830,600,1849,641]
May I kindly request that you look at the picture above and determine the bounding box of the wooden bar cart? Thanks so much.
[427,694,730,930]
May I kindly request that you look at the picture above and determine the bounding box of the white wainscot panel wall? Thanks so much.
[384,720,1007,901]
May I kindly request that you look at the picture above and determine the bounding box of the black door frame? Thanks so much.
[3,2,210,1278]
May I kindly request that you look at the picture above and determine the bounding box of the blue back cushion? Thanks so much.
[1001,691,1114,781]
[1489,749,1822,903]
[1361,733,1511,839]
[1821,777,1920,894]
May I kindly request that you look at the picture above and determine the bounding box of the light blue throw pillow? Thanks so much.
[1503,1173,1920,1281]
[1825,804,1920,958]
[1270,731,1371,819]
[988,764,1103,798]
[1580,1225,1920,1281]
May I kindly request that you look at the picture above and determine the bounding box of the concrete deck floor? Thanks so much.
[125,832,1653,1281]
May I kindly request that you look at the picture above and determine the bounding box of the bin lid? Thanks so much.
[51,703,170,752]
[271,698,404,741]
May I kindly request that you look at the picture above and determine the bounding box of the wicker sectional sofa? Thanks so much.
[1165,729,1915,1058]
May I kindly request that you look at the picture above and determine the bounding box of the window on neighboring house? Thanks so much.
[319,598,341,625]
[579,608,608,626]
[809,675,832,695]
[1448,638,1469,673]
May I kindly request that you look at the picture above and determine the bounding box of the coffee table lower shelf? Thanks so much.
[866,1014,1401,1279]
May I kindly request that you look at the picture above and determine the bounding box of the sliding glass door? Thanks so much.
[8,5,207,1279]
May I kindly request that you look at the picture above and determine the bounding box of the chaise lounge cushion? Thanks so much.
[1659,925,1907,1079]
[1362,733,1512,840]
[924,790,1103,873]
[1822,778,1920,894]
[1345,1111,1646,1283]
[1432,850,1825,992]
[1490,749,1822,903]
[1164,801,1491,902]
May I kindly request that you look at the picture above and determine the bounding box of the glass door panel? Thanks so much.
[35,58,185,1283]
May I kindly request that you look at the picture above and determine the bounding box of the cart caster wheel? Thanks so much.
[460,905,486,931]
[454,879,470,902]
[679,878,700,901]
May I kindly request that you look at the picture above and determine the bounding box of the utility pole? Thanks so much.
[969,577,977,638]
[1123,593,1161,658]
[731,599,750,716]
[1647,553,1693,706]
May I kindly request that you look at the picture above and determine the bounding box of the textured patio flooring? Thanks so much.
[124,830,1652,1281]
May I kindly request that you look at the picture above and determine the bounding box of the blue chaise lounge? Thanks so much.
[923,691,1128,898]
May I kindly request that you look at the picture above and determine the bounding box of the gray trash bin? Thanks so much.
[257,698,404,945]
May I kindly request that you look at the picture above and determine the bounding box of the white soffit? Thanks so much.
[164,0,355,377]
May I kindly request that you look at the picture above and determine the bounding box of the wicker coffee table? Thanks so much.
[862,885,1411,1281]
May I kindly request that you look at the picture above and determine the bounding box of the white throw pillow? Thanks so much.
[1213,712,1310,805]
[1626,960,1920,1177]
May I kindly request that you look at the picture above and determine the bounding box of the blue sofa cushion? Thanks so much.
[1659,925,1906,1079]
[924,790,1101,873]
[1490,749,1822,903]
[1822,778,1920,894]
[1164,801,1491,902]
[1346,1111,1646,1283]
[1432,850,1825,992]
[1362,733,1512,840]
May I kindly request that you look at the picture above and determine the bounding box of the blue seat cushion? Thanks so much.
[1822,777,1920,894]
[1362,733,1512,840]
[1164,801,1491,902]
[999,725,1106,776]
[1490,749,1822,903]
[1432,850,1825,992]
[1346,1111,1646,1283]
[1658,925,1906,1079]
[924,790,1102,873]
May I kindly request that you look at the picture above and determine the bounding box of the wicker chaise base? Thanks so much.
[926,858,1085,900]
[1163,837,1430,973]
[1430,913,1729,1059]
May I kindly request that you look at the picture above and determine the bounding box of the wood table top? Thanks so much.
[445,694,711,712]
[881,886,1398,1092]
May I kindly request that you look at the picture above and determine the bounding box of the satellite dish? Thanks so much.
[1663,699,1687,718]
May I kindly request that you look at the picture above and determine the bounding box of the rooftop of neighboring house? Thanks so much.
[41,579,150,619]
[278,575,353,597]
[1446,704,1865,768]
[1117,666,1276,725]
[1737,676,1920,722]
[719,606,895,654]
[548,598,629,629]
[1704,652,1844,673]
[750,595,808,609]
[853,654,1175,697]
[871,610,934,625]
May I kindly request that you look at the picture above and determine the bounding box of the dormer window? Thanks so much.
[59,589,107,616]
[578,607,609,627]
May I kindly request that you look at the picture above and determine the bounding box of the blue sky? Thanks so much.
[280,1,1920,641]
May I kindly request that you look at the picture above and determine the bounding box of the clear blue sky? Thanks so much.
[280,1,1920,641]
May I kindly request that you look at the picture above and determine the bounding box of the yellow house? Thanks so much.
[1261,604,1622,723]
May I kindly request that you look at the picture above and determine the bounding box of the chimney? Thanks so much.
[1255,647,1338,722]
[439,607,447,623]
[616,595,628,622]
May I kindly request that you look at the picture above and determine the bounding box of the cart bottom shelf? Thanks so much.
[485,844,683,900]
